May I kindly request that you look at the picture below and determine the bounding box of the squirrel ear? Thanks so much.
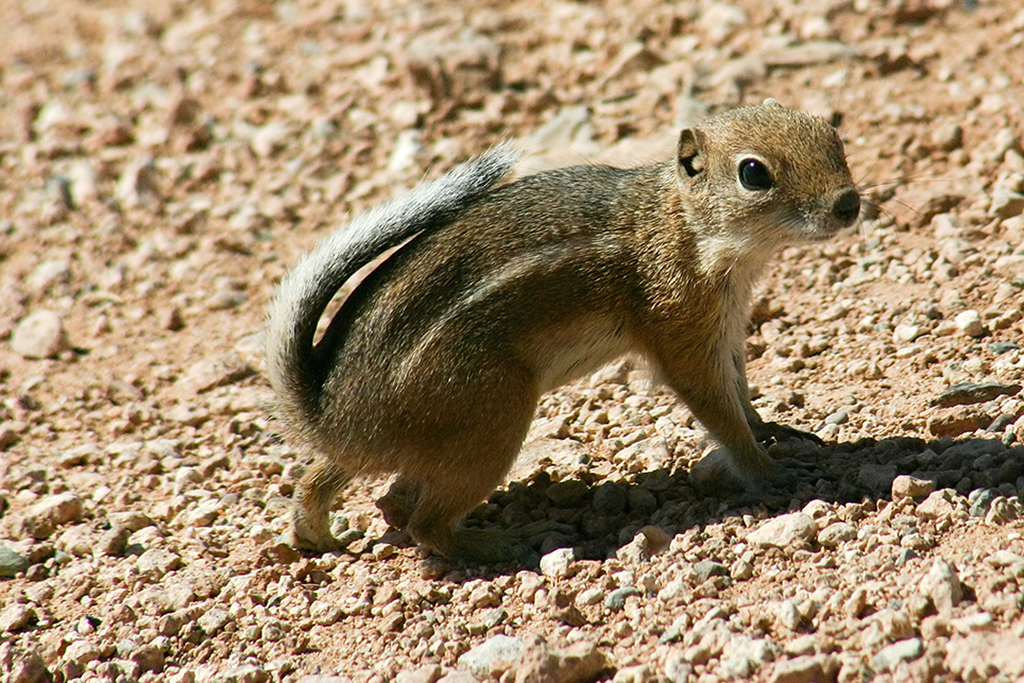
[677,128,705,179]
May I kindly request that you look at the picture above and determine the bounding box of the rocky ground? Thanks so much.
[2,0,1024,681]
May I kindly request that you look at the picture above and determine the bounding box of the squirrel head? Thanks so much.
[675,99,860,246]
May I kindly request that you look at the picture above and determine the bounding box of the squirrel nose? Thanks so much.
[831,188,861,225]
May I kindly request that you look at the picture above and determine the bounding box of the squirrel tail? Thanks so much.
[265,144,520,435]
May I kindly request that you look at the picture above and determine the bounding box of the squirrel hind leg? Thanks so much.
[408,499,535,566]
[405,459,532,566]
[291,455,353,553]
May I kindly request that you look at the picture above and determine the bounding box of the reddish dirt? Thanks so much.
[1,1,1023,682]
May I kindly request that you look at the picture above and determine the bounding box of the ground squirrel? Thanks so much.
[266,99,861,564]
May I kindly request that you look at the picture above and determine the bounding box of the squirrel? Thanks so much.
[265,99,861,564]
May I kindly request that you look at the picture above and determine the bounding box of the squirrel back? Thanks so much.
[265,145,520,441]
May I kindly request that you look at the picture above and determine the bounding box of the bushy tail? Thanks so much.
[265,145,520,435]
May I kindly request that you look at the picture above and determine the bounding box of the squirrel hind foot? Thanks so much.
[689,446,800,496]
[413,523,537,567]
[288,506,351,554]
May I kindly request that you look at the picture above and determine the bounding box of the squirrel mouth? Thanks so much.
[795,214,858,242]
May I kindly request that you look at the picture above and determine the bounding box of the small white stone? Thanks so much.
[954,310,985,337]
[775,599,803,630]
[11,310,68,359]
[576,587,605,607]
[892,323,921,344]
[746,512,817,549]
[951,612,994,633]
[539,547,576,578]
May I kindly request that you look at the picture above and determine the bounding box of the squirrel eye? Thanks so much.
[738,158,773,191]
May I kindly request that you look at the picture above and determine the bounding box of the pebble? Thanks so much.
[775,600,803,631]
[20,493,84,540]
[857,463,897,492]
[546,479,590,508]
[617,525,671,563]
[137,583,194,614]
[930,122,963,152]
[435,673,477,683]
[522,106,600,164]
[575,587,605,608]
[64,639,102,666]
[730,558,754,580]
[892,323,920,343]
[986,549,1024,568]
[0,603,33,632]
[920,559,963,616]
[664,653,694,683]
[984,496,1021,525]
[261,622,286,642]
[697,3,748,44]
[763,41,861,67]
[115,156,160,209]
[539,547,576,578]
[251,122,291,158]
[916,489,957,520]
[953,310,985,337]
[0,644,50,683]
[989,187,1024,219]
[131,643,164,673]
[927,407,993,437]
[456,634,523,678]
[745,512,817,549]
[612,663,652,682]
[57,524,98,557]
[395,665,442,683]
[720,637,778,678]
[605,586,640,611]
[591,482,628,515]
[198,609,230,635]
[824,409,848,425]
[891,475,936,499]
[968,488,997,518]
[0,543,30,578]
[693,560,730,583]
[817,522,856,548]
[468,583,502,609]
[515,636,607,683]
[626,486,658,515]
[11,310,68,359]
[988,341,1020,354]
[951,612,994,634]
[212,664,271,683]
[136,548,182,578]
[931,381,1022,407]
[871,638,923,673]
[768,654,833,683]
[944,631,1024,681]
[27,259,71,293]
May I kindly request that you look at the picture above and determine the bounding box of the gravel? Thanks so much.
[2,0,1024,681]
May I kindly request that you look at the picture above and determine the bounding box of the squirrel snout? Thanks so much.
[831,188,861,226]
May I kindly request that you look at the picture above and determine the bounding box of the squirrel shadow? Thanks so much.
[398,432,1022,579]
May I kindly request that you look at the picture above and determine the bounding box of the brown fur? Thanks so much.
[266,100,860,563]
